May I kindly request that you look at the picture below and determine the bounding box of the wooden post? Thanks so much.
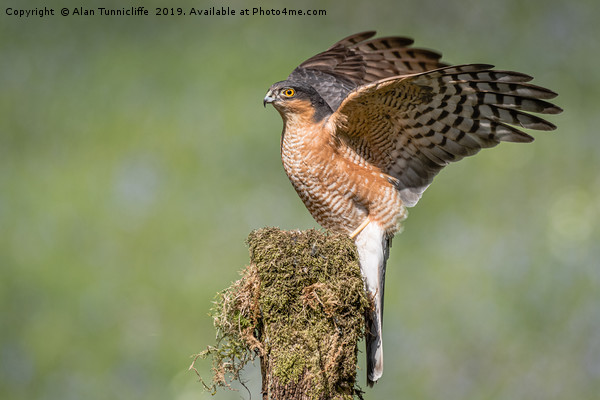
[194,227,369,399]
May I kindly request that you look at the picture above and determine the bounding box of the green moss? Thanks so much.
[193,227,369,399]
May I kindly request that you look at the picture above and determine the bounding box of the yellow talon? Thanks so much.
[349,217,370,239]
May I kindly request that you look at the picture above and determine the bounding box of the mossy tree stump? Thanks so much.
[195,227,370,400]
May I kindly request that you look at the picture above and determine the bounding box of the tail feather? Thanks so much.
[354,222,390,386]
[365,301,383,387]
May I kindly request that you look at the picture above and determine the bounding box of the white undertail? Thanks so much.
[354,221,390,386]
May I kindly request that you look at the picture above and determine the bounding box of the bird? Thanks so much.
[263,31,561,386]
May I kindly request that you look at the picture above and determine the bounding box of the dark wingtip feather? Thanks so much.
[361,35,415,48]
[545,104,563,115]
[330,31,377,48]
[541,121,558,131]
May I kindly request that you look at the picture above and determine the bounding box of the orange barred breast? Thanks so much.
[280,110,406,236]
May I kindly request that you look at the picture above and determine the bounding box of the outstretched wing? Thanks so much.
[287,31,447,111]
[331,64,562,207]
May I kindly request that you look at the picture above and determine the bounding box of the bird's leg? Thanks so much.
[349,217,371,239]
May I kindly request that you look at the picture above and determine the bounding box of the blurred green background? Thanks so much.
[1,0,598,399]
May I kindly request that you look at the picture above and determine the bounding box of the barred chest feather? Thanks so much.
[280,116,406,236]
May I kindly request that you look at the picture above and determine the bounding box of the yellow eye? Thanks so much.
[282,88,295,97]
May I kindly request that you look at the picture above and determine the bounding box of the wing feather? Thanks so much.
[331,64,562,207]
[287,31,447,110]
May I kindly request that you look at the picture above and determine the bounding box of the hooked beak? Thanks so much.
[263,90,276,107]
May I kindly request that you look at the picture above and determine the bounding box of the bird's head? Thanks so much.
[264,81,332,123]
